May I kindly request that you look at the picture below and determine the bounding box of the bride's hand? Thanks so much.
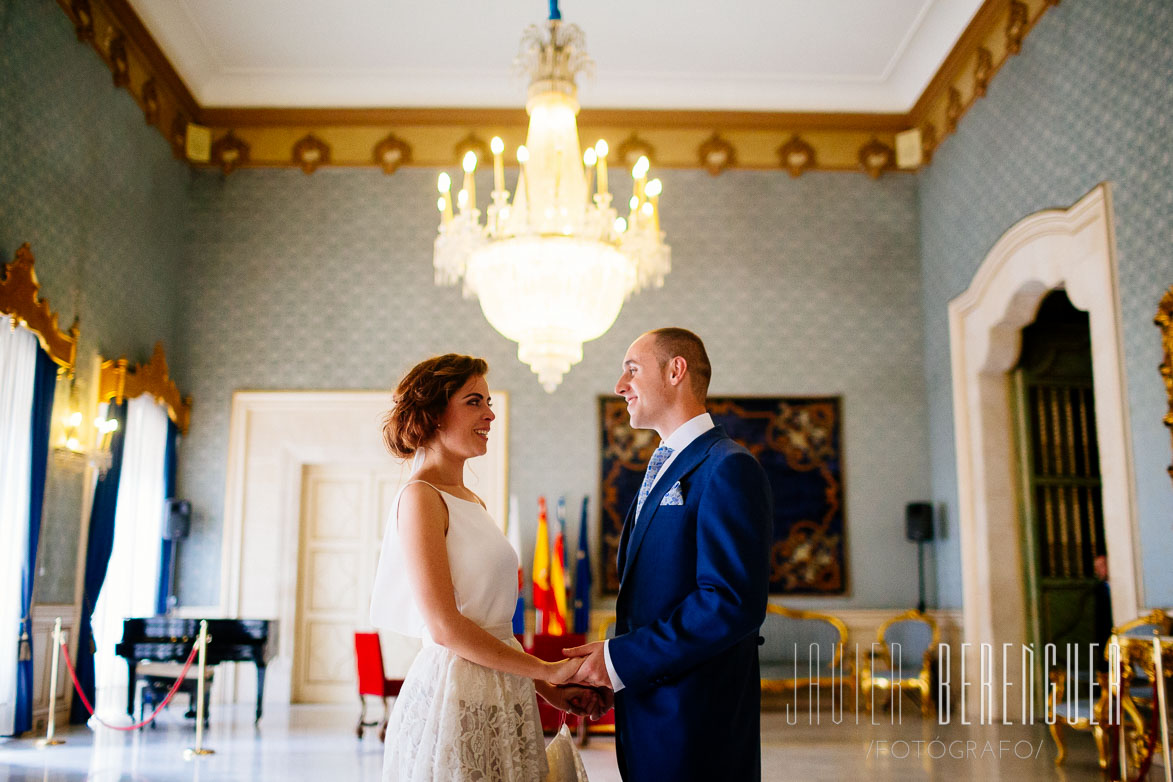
[542,656,584,685]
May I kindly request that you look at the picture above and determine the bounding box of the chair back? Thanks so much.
[760,605,846,669]
[1113,609,1171,639]
[881,612,937,671]
[529,632,586,662]
[355,632,389,697]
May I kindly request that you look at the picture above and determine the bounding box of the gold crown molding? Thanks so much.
[909,0,1056,161]
[0,244,79,374]
[1156,286,1173,485]
[98,341,192,434]
[56,0,1051,176]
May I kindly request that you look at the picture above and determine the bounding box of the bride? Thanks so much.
[371,354,602,781]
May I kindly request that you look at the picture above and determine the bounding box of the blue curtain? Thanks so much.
[155,420,180,615]
[13,347,56,735]
[70,400,127,724]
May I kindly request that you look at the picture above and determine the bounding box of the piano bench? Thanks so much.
[138,661,214,729]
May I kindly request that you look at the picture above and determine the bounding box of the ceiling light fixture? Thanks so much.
[432,1,670,392]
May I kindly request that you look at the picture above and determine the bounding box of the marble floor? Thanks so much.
[0,699,1123,781]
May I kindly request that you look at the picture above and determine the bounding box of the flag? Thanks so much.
[556,496,570,586]
[549,506,570,636]
[573,496,593,634]
[507,495,525,636]
[533,496,552,634]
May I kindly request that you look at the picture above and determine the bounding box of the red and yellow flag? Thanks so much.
[533,497,552,633]
[533,496,568,635]
[549,521,570,636]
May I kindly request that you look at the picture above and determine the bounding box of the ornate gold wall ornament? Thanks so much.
[141,79,159,126]
[920,123,938,165]
[776,135,816,178]
[1156,286,1173,484]
[453,134,490,167]
[70,0,94,42]
[292,133,330,174]
[107,31,129,87]
[373,133,411,174]
[697,133,735,176]
[1006,1,1029,55]
[99,342,191,434]
[945,87,963,133]
[211,131,249,175]
[858,138,894,179]
[616,134,655,169]
[169,114,188,158]
[0,244,79,374]
[974,47,993,97]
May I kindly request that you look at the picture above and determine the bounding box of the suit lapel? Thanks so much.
[620,426,726,581]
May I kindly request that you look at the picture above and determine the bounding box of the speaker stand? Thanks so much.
[916,539,926,614]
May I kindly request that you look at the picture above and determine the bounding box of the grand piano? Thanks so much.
[115,617,276,723]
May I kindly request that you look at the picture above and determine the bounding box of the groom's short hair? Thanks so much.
[648,327,711,401]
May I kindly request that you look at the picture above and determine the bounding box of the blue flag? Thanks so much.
[573,496,593,634]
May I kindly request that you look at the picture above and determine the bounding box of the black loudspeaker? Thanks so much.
[162,499,191,540]
[905,502,934,542]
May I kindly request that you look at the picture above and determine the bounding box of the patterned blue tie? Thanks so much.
[635,445,674,521]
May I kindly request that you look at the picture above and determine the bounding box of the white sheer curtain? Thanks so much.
[91,395,170,718]
[0,318,38,735]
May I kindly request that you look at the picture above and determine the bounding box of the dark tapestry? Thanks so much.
[598,396,846,595]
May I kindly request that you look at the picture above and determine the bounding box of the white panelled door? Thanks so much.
[293,462,411,703]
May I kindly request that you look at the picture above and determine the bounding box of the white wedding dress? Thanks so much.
[370,480,547,782]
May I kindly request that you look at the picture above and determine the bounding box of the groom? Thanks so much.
[566,328,773,781]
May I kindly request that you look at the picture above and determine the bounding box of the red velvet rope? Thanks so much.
[59,639,200,731]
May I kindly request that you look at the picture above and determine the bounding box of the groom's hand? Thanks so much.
[562,641,610,688]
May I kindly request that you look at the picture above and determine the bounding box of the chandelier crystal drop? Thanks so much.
[432,11,670,392]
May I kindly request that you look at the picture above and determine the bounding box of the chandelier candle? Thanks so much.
[431,7,671,391]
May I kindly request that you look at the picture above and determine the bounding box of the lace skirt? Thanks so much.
[382,637,548,782]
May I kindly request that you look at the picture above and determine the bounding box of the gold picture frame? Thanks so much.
[1156,286,1173,485]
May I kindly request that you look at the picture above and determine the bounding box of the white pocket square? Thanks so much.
[660,481,684,506]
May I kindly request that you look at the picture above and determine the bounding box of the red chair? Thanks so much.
[354,632,405,741]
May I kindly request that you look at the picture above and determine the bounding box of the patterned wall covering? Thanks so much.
[918,0,1173,607]
[0,0,188,602]
[175,166,931,609]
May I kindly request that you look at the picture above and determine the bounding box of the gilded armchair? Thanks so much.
[858,609,939,716]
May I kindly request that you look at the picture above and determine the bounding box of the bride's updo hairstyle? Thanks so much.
[383,353,489,458]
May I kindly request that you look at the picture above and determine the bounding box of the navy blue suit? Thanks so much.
[609,425,773,782]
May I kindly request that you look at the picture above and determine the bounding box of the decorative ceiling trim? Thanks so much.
[910,0,1055,161]
[98,341,192,434]
[56,0,1056,176]
[0,244,79,373]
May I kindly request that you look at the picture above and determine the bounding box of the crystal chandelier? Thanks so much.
[432,5,670,392]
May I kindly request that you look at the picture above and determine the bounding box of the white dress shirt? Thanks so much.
[603,412,715,691]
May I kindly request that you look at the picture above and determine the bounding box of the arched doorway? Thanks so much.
[947,183,1139,720]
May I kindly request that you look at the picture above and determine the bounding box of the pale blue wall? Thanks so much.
[918,0,1173,607]
[0,0,188,601]
[173,167,931,609]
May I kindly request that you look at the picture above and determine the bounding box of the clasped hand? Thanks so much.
[541,644,613,719]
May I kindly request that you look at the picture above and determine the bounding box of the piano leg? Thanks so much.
[126,661,138,719]
[255,663,267,724]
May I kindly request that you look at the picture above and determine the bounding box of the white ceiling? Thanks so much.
[128,0,983,113]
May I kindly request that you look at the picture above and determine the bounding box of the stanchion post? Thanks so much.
[1153,632,1171,782]
[36,617,65,748]
[184,620,214,759]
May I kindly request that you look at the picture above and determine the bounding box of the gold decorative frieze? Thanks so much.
[211,130,249,175]
[373,133,411,174]
[98,341,192,434]
[777,135,816,177]
[615,134,655,169]
[858,138,895,179]
[697,133,734,176]
[56,0,1053,176]
[292,133,330,174]
[0,244,79,374]
[1156,287,1173,484]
